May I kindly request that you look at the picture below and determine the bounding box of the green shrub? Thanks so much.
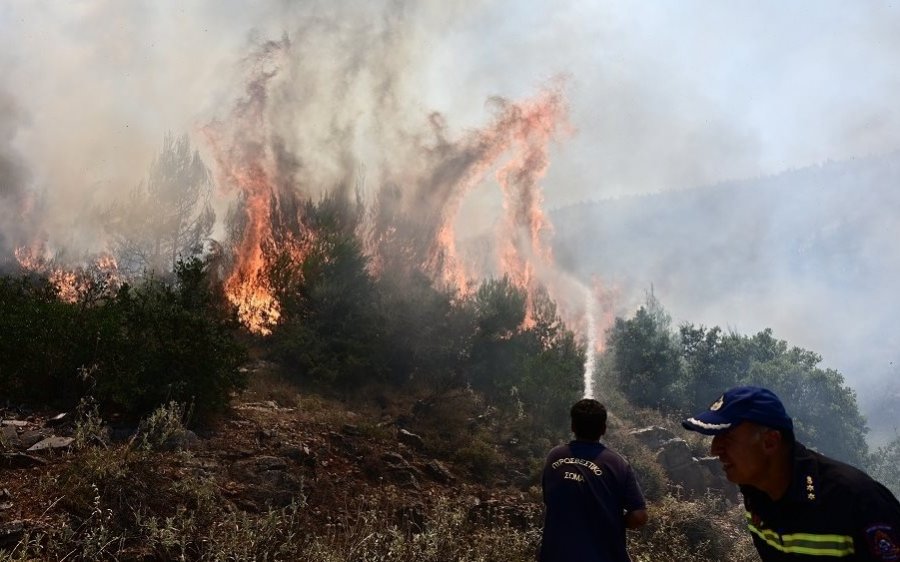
[0,259,246,420]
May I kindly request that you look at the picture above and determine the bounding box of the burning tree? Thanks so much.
[104,133,215,276]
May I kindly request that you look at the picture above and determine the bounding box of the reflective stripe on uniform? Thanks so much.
[745,512,855,557]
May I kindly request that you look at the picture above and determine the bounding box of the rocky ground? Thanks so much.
[0,373,542,554]
[0,368,752,561]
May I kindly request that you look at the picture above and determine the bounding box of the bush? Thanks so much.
[0,259,246,420]
[629,494,757,562]
[0,274,95,407]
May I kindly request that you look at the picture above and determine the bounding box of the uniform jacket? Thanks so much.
[741,443,900,561]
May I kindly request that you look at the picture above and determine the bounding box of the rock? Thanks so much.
[698,456,739,503]
[341,424,361,436]
[231,455,303,511]
[397,428,424,450]
[655,438,706,495]
[281,444,316,468]
[654,438,736,499]
[18,430,47,450]
[45,412,71,428]
[381,451,409,467]
[385,467,420,489]
[233,456,289,478]
[27,436,75,452]
[0,420,28,428]
[161,430,201,451]
[1,452,48,468]
[423,459,456,484]
[108,425,137,443]
[629,426,677,450]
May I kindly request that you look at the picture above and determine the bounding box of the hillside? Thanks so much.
[0,364,755,561]
[551,153,900,441]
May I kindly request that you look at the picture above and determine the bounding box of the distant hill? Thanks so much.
[550,153,900,443]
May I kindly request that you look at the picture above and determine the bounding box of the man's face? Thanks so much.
[710,421,771,487]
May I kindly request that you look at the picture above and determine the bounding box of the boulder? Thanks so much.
[1,452,48,469]
[655,438,705,494]
[423,459,456,484]
[397,428,424,451]
[629,426,677,450]
[628,426,741,500]
[27,436,75,452]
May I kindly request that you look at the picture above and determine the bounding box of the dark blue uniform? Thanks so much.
[540,440,646,562]
[742,443,900,561]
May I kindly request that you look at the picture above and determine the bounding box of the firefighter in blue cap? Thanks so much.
[683,386,900,561]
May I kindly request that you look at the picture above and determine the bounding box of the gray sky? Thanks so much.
[2,1,899,433]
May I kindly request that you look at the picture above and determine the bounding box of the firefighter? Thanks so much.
[683,386,900,561]
[539,399,648,562]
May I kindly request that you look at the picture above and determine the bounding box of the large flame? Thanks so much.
[203,56,589,339]
[203,39,290,336]
[421,85,569,325]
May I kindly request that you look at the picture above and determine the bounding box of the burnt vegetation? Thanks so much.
[1,190,896,560]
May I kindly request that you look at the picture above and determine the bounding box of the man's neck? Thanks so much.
[757,448,793,501]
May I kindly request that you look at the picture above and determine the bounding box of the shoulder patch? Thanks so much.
[865,524,900,561]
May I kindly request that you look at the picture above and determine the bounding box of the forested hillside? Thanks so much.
[551,153,900,442]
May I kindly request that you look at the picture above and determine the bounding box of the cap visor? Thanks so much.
[681,412,733,435]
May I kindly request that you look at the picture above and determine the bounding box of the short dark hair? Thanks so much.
[571,399,607,441]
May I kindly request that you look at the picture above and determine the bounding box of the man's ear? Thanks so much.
[760,428,782,453]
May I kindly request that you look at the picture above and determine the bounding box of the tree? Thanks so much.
[464,279,583,434]
[746,346,869,467]
[105,133,215,275]
[466,276,528,401]
[868,434,900,498]
[514,286,584,428]
[93,259,246,420]
[269,194,386,393]
[375,266,474,391]
[606,291,683,411]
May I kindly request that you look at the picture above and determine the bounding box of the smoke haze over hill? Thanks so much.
[2,2,900,442]
[551,154,900,442]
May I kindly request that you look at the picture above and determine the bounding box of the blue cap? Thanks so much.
[682,386,793,436]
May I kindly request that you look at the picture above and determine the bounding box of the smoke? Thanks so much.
[2,1,900,437]
[0,86,31,265]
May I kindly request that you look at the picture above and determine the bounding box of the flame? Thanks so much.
[203,39,290,336]
[14,244,121,304]
[420,84,569,325]
[203,41,575,340]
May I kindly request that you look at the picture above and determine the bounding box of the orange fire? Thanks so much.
[203,39,291,336]
[421,84,570,325]
[14,244,121,304]
[204,40,595,343]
